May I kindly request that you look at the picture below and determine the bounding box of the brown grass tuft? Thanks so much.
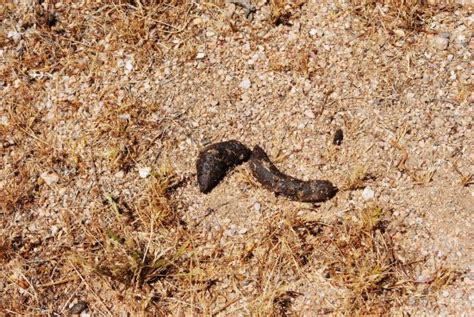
[349,0,457,33]
[315,206,458,314]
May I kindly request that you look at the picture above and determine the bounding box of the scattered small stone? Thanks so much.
[253,202,261,212]
[69,301,88,315]
[124,58,134,72]
[118,113,130,120]
[7,30,21,43]
[239,228,248,234]
[468,92,474,103]
[240,78,251,90]
[432,34,449,50]
[455,33,465,44]
[114,170,125,178]
[0,115,9,126]
[50,225,60,236]
[309,28,317,36]
[304,109,315,119]
[40,172,59,185]
[362,187,375,200]
[393,29,406,37]
[138,167,151,178]
[195,52,206,59]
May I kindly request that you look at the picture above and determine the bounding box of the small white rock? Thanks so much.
[124,59,134,72]
[0,115,9,126]
[138,167,151,178]
[432,35,449,50]
[40,172,59,185]
[362,187,375,200]
[309,28,317,36]
[7,30,21,43]
[195,52,206,59]
[455,34,467,46]
[304,109,315,119]
[240,78,251,90]
[254,202,261,212]
[118,113,131,120]
[114,170,125,178]
[449,71,457,81]
[51,225,59,236]
[239,228,248,235]
[393,29,406,37]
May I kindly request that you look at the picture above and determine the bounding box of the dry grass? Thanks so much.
[315,206,459,315]
[349,0,457,33]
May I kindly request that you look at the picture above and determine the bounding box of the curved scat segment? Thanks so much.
[196,140,252,193]
[249,145,338,202]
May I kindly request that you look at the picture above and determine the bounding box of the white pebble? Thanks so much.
[254,202,261,212]
[432,35,449,50]
[124,59,134,72]
[362,187,375,200]
[114,170,125,178]
[50,225,59,236]
[309,28,317,36]
[40,172,59,185]
[240,78,251,90]
[118,113,130,120]
[0,115,9,126]
[7,30,21,43]
[195,52,206,59]
[304,109,315,119]
[138,167,151,178]
[455,34,467,46]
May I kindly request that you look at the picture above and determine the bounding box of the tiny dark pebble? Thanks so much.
[333,129,343,146]
[196,140,251,193]
[69,301,88,315]
[47,13,58,27]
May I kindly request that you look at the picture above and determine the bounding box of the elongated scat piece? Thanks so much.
[196,140,252,193]
[249,145,338,203]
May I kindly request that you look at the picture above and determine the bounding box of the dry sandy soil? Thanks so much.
[1,0,473,315]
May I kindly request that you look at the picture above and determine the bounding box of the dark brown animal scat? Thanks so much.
[333,129,343,146]
[196,140,251,193]
[249,146,338,203]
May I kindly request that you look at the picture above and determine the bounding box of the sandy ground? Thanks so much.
[1,0,473,315]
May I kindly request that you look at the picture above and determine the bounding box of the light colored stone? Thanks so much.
[40,172,59,185]
[114,170,125,178]
[7,30,21,43]
[432,35,449,50]
[240,78,251,89]
[138,167,151,178]
[0,115,9,126]
[362,187,375,200]
[254,202,261,212]
[304,109,315,119]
